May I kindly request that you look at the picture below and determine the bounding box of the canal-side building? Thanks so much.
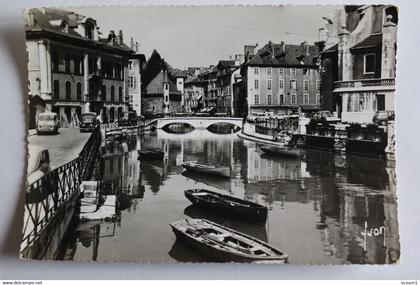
[317,5,398,123]
[141,50,182,114]
[215,60,241,116]
[240,41,321,116]
[24,8,135,128]
[128,39,146,116]
[184,75,206,113]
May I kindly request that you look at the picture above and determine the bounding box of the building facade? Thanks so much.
[184,76,206,113]
[240,41,321,116]
[128,40,146,116]
[25,8,135,128]
[318,5,398,123]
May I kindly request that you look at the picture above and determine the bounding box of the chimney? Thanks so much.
[280,41,285,52]
[130,37,134,49]
[116,29,123,45]
[135,42,139,52]
[108,30,116,44]
[244,45,255,62]
[26,10,35,26]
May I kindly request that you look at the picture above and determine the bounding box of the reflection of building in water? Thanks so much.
[246,146,311,183]
[316,158,400,264]
[102,142,125,184]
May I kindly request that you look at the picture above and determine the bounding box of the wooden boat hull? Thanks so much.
[260,146,300,158]
[185,189,267,224]
[181,162,230,178]
[170,219,288,263]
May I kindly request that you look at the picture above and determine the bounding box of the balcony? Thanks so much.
[333,78,395,92]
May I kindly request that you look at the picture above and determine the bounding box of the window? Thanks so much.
[85,22,93,39]
[64,54,70,73]
[165,96,169,102]
[279,93,284,105]
[303,93,309,104]
[110,86,115,101]
[267,67,272,76]
[254,79,259,89]
[102,85,106,100]
[279,79,284,90]
[52,52,59,72]
[303,80,309,91]
[279,68,284,76]
[129,95,133,104]
[254,94,260,105]
[65,81,71,100]
[267,79,272,90]
[74,55,81,74]
[291,93,297,104]
[254,67,259,75]
[118,87,123,102]
[76,82,82,101]
[316,93,320,104]
[364,54,375,74]
[53,80,59,99]
[290,80,297,90]
[164,83,169,91]
[291,68,297,76]
[267,94,272,105]
[316,80,321,91]
[129,76,135,88]
[128,61,133,70]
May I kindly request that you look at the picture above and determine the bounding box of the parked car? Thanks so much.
[373,110,395,125]
[80,112,99,132]
[36,111,59,135]
[27,145,51,185]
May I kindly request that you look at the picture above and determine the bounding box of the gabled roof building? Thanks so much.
[240,41,321,116]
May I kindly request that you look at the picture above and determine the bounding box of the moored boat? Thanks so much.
[170,219,288,263]
[137,149,164,160]
[184,189,267,224]
[260,146,301,158]
[181,162,230,178]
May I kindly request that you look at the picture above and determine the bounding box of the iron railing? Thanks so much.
[333,78,395,89]
[21,127,101,256]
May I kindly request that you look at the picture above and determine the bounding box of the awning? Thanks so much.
[300,105,321,111]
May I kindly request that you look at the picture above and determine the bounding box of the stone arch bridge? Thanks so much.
[155,117,243,130]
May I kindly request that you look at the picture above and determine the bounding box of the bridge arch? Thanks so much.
[156,117,242,130]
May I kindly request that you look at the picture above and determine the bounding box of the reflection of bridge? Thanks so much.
[156,117,243,130]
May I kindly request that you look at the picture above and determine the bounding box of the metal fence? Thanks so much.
[21,127,101,257]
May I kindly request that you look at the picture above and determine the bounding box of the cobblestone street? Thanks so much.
[28,128,91,169]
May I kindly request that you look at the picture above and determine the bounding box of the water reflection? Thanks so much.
[61,128,399,264]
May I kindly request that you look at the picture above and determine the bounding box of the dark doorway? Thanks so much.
[376,94,385,111]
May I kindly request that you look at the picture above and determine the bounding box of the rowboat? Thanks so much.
[181,162,230,178]
[260,146,301,158]
[137,149,164,160]
[170,219,288,263]
[184,189,267,224]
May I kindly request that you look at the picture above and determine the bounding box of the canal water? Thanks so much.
[59,127,400,264]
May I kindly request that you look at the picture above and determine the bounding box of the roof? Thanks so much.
[245,41,320,67]
[145,71,180,96]
[350,33,382,52]
[322,43,338,54]
[24,8,134,53]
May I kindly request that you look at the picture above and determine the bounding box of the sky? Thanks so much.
[70,5,342,69]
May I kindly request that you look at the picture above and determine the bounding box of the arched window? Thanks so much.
[89,82,95,98]
[65,54,70,72]
[85,22,93,39]
[65,81,71,100]
[52,52,59,72]
[109,107,115,122]
[53,80,59,99]
[102,85,106,100]
[76,82,82,101]
[118,86,123,102]
[110,86,115,102]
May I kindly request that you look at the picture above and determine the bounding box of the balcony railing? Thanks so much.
[334,78,395,90]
